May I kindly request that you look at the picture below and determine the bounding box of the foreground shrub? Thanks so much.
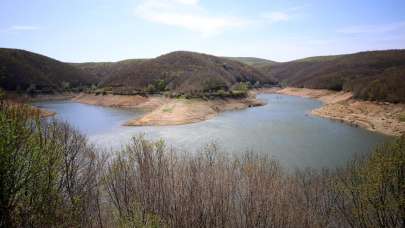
[335,135,405,228]
[1,100,404,227]
[102,136,404,228]
[0,102,104,227]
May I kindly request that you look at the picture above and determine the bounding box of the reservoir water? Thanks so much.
[34,94,390,169]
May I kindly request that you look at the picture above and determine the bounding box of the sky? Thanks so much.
[1,0,405,62]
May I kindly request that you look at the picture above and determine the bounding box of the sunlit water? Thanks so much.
[34,94,391,169]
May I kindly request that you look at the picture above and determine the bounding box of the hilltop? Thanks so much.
[99,51,276,96]
[0,49,277,97]
[259,50,405,103]
[0,48,94,93]
[225,57,278,69]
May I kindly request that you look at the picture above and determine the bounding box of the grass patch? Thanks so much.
[162,107,173,113]
[175,95,187,100]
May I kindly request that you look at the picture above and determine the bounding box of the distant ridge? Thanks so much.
[99,51,276,93]
[225,57,278,68]
[1,48,405,103]
[0,48,94,92]
[258,50,405,103]
[0,49,276,95]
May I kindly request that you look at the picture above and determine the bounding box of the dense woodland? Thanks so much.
[0,48,275,98]
[224,57,277,69]
[0,48,94,93]
[98,51,275,95]
[1,48,405,102]
[72,59,147,86]
[262,50,405,103]
[1,99,404,227]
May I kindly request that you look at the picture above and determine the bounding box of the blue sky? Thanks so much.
[1,0,405,62]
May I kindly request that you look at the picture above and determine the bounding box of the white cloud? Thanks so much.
[10,25,40,31]
[337,21,405,34]
[135,0,249,37]
[261,12,289,22]
[259,4,308,24]
[173,0,199,5]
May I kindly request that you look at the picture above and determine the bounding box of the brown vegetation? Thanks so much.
[1,101,404,227]
[225,57,278,68]
[0,48,94,93]
[1,49,278,98]
[101,51,276,95]
[72,59,147,85]
[4,48,405,104]
[262,50,405,103]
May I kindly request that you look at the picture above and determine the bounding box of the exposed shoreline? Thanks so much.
[72,93,164,110]
[22,88,405,136]
[5,101,56,118]
[73,93,265,126]
[266,87,405,136]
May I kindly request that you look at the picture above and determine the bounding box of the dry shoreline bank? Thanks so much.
[20,87,405,136]
[4,101,56,118]
[5,92,76,118]
[73,93,265,126]
[11,92,264,125]
[265,87,405,136]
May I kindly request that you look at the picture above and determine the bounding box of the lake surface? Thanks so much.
[34,94,391,169]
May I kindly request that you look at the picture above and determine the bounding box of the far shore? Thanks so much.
[18,87,405,136]
[264,87,405,136]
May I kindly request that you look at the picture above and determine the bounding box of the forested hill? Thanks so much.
[72,58,148,85]
[0,48,94,93]
[2,48,405,103]
[0,49,276,96]
[259,50,405,103]
[225,57,278,69]
[100,51,276,94]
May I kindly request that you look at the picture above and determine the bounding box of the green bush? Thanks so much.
[231,82,249,93]
[202,79,227,92]
[155,79,166,91]
[335,136,405,227]
[145,84,156,93]
[61,81,70,91]
[145,80,167,94]
[0,102,103,227]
